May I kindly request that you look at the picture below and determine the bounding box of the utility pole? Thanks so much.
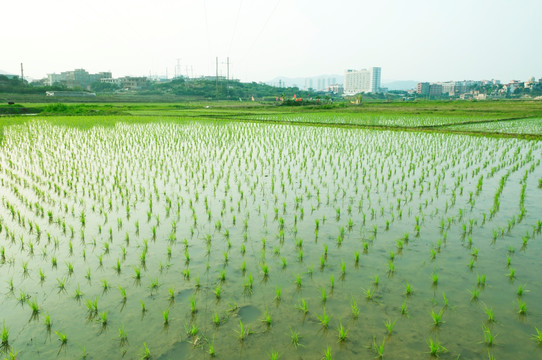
[216,56,219,100]
[20,63,24,84]
[227,57,230,98]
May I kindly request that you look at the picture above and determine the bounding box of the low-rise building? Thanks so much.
[46,69,112,89]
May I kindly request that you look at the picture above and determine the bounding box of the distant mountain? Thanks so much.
[382,80,418,91]
[267,74,343,91]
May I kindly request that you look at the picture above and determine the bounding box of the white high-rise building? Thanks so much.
[344,67,381,95]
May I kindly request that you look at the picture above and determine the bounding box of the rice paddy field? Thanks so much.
[1,110,542,359]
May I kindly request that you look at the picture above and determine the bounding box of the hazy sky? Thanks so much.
[2,0,541,83]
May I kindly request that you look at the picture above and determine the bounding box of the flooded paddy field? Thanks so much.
[0,118,541,359]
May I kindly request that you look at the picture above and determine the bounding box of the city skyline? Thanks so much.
[2,0,541,83]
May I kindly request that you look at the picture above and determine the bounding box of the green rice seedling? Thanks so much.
[317,308,330,328]
[236,320,251,341]
[118,324,128,345]
[168,287,175,301]
[40,269,45,282]
[275,287,282,301]
[298,249,304,261]
[163,308,169,325]
[85,268,91,280]
[321,287,327,303]
[22,261,29,275]
[484,305,494,322]
[363,242,369,252]
[354,251,360,265]
[518,300,527,315]
[244,273,254,291]
[149,278,160,293]
[507,268,515,279]
[431,309,444,326]
[219,270,227,282]
[432,273,439,286]
[212,311,220,327]
[388,261,395,274]
[241,260,246,272]
[373,275,379,286]
[365,287,375,300]
[341,261,346,276]
[531,327,542,344]
[337,321,348,342]
[296,274,302,288]
[55,331,68,344]
[141,342,151,359]
[482,324,496,346]
[290,328,301,348]
[470,288,480,301]
[86,298,98,314]
[401,300,408,315]
[133,266,141,280]
[262,308,272,327]
[385,319,397,335]
[404,282,413,296]
[51,256,57,268]
[281,257,287,268]
[115,259,121,274]
[324,346,332,360]
[320,256,326,269]
[1,321,8,347]
[102,279,110,292]
[190,296,197,313]
[351,298,360,319]
[18,290,27,303]
[73,284,84,300]
[517,284,526,296]
[468,259,475,270]
[297,298,308,314]
[373,336,385,358]
[44,312,51,329]
[100,311,108,326]
[330,275,335,290]
[261,263,269,277]
[186,322,199,337]
[208,334,216,357]
[57,278,66,292]
[428,338,447,357]
[442,292,448,307]
[215,284,221,299]
[140,301,146,313]
[477,274,486,287]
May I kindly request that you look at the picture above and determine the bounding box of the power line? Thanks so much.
[238,0,281,70]
[227,0,244,56]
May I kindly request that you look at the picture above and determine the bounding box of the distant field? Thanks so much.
[1,100,542,139]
